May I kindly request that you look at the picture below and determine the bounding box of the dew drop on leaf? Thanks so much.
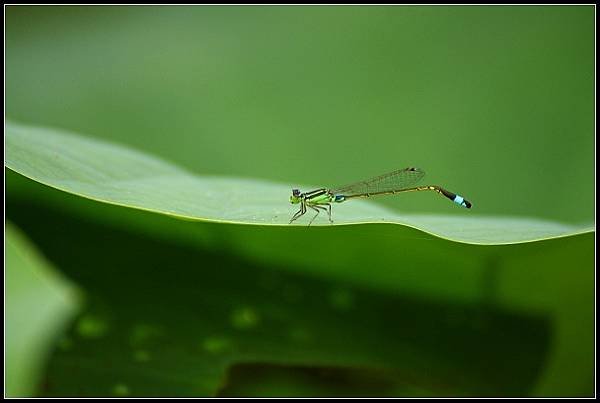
[133,349,151,362]
[202,336,232,354]
[76,314,109,339]
[130,323,162,346]
[289,326,312,343]
[111,383,130,397]
[230,307,260,330]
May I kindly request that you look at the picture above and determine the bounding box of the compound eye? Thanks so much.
[292,189,300,196]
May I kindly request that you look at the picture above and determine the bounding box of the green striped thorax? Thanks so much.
[290,188,345,205]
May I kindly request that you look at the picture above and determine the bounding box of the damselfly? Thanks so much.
[289,167,472,225]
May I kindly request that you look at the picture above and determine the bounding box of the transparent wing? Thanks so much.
[331,167,425,196]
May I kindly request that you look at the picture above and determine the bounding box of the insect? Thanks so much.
[289,167,472,225]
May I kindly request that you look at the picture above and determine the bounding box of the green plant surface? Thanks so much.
[5,120,593,244]
[5,6,594,398]
[6,172,595,397]
[5,221,81,397]
[6,6,595,224]
[8,198,594,397]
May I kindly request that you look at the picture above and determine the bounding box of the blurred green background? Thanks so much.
[5,5,595,397]
[6,5,594,223]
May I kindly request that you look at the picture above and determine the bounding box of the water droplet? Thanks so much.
[76,314,109,338]
[329,288,355,311]
[202,336,232,354]
[111,383,130,397]
[289,326,312,343]
[133,349,151,362]
[130,323,162,346]
[231,307,260,329]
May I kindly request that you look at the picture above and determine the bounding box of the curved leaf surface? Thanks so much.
[5,121,593,244]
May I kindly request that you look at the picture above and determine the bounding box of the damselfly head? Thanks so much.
[290,189,301,204]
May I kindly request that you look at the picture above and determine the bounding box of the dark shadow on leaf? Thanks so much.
[218,363,416,397]
[7,197,550,397]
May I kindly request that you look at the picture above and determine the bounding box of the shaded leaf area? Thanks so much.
[6,172,595,396]
[7,172,596,396]
[9,201,550,397]
[218,364,434,397]
[5,121,593,244]
[5,222,81,397]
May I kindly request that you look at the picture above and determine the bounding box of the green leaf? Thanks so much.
[5,120,593,244]
[6,7,595,224]
[5,221,81,397]
[6,203,580,397]
[6,184,595,397]
[5,7,594,397]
